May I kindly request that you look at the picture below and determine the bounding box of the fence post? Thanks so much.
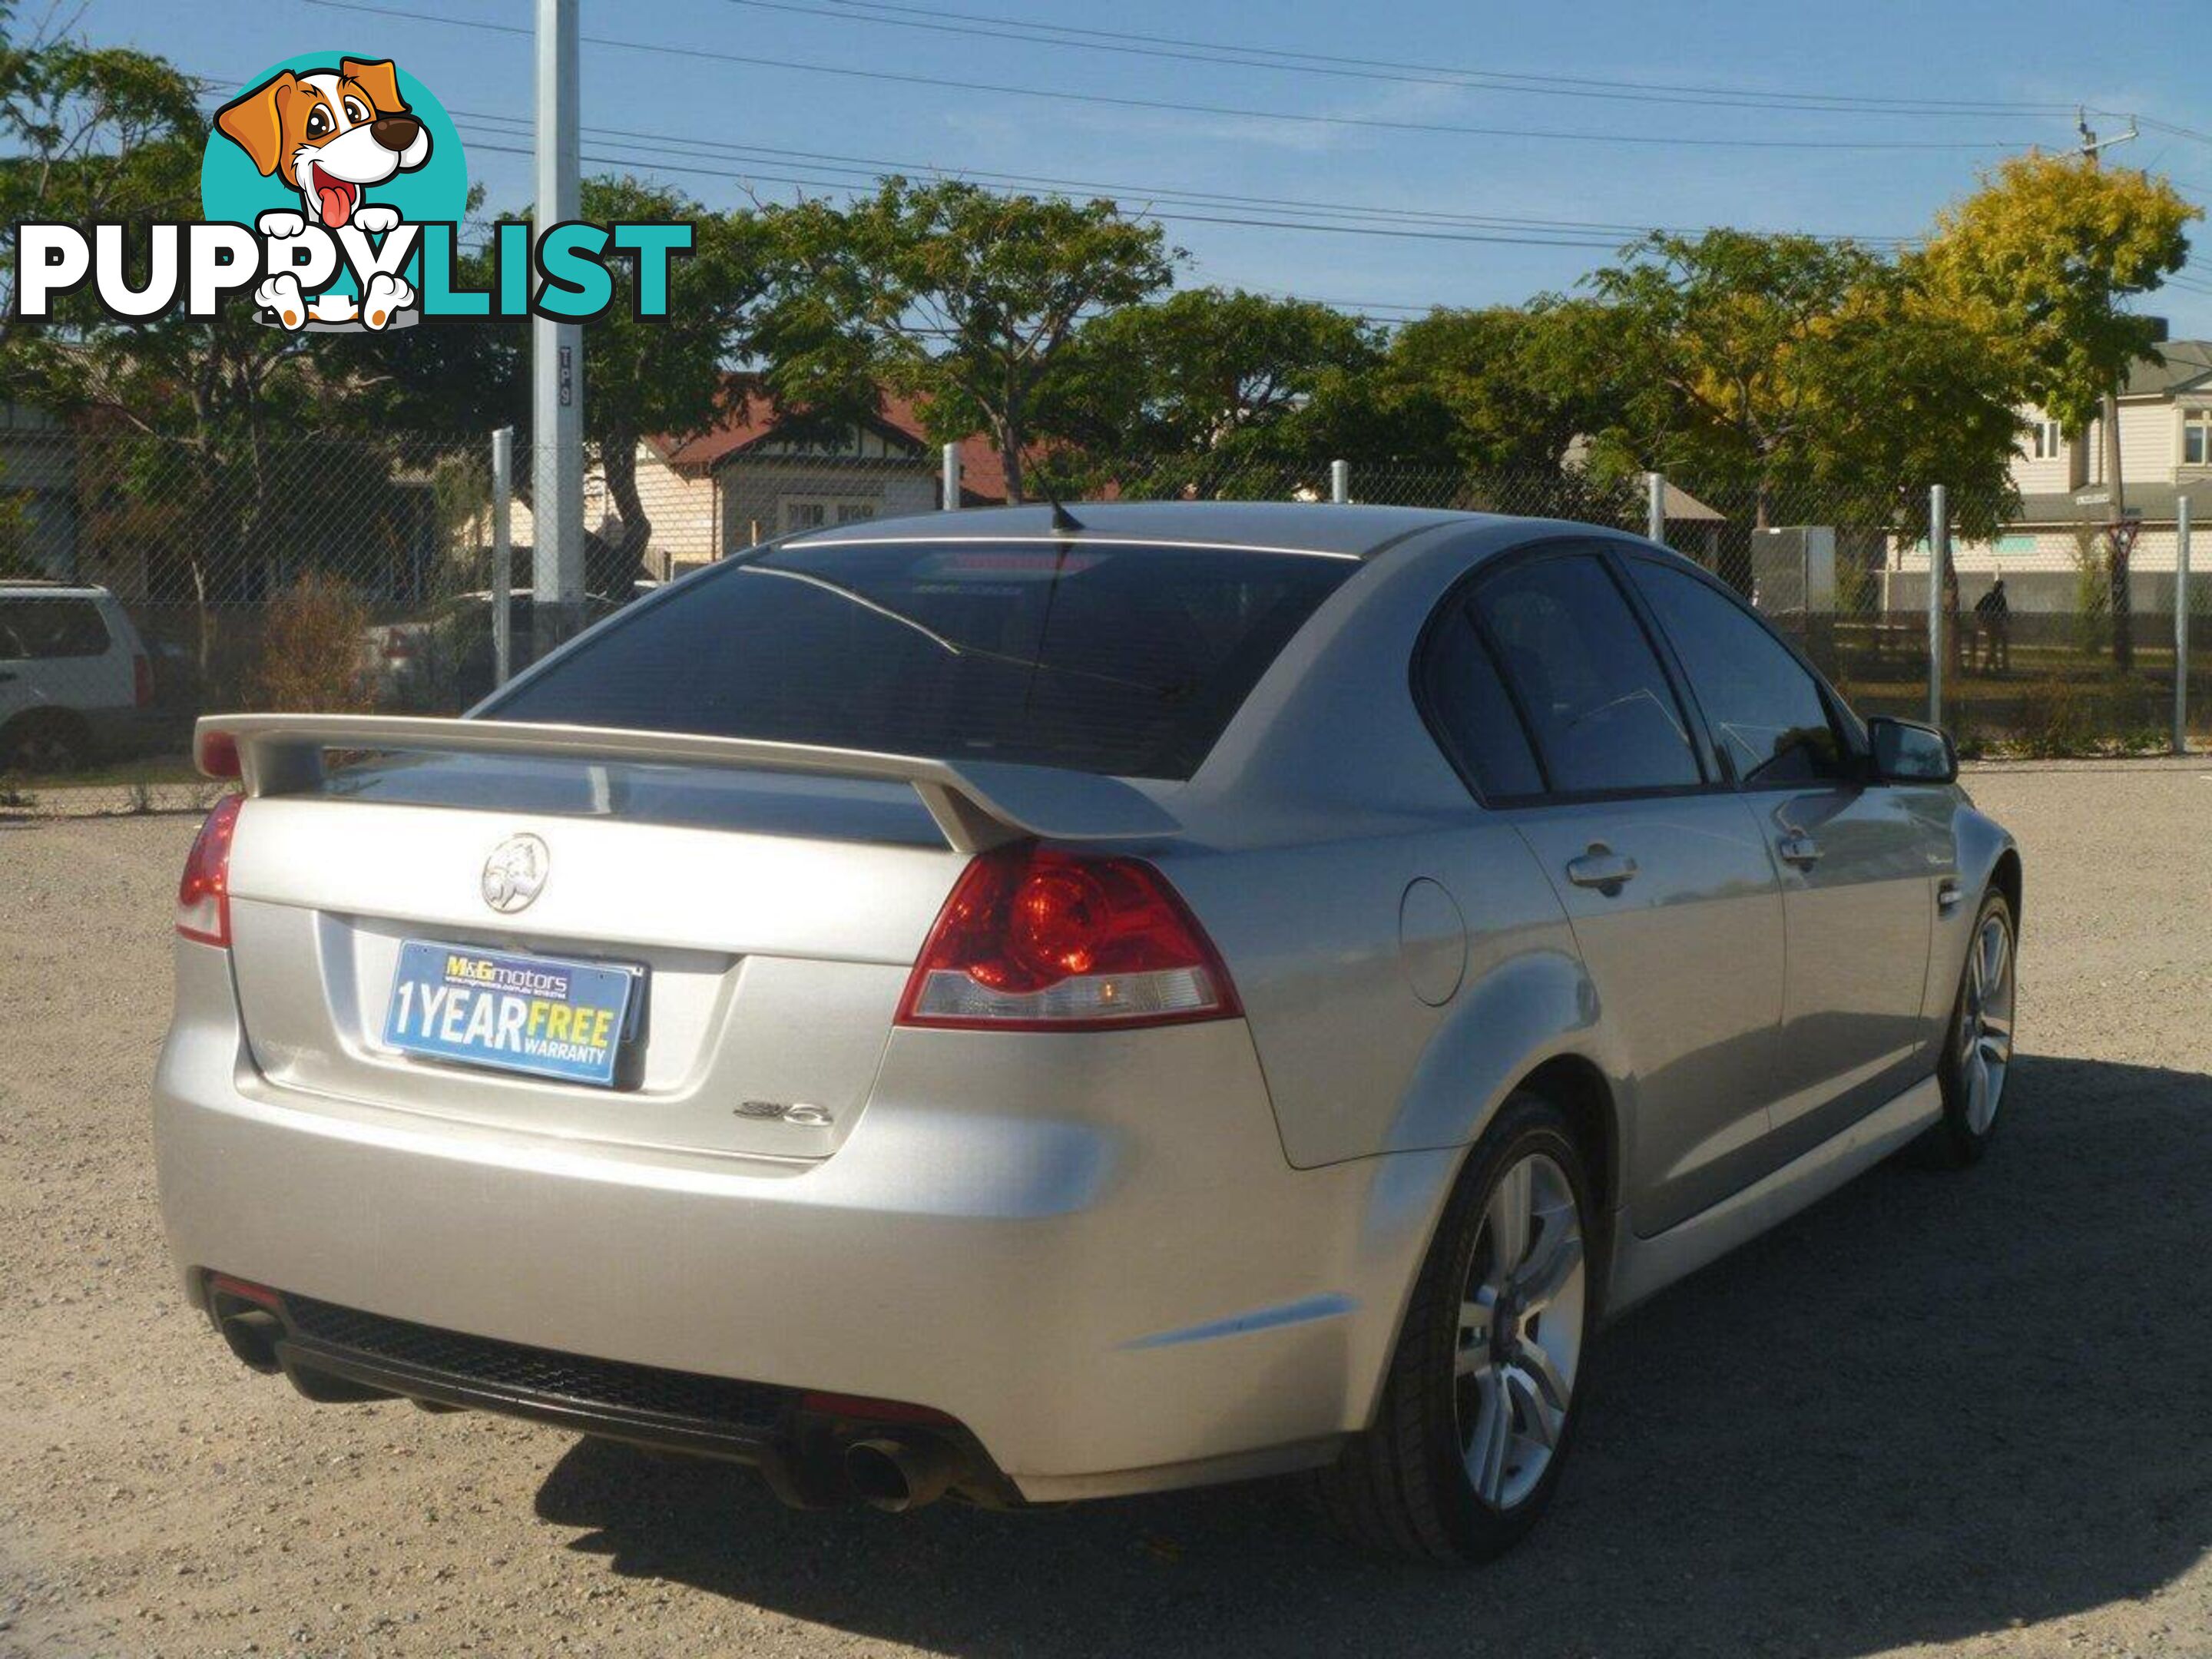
[1928,485,1947,728]
[1645,471,1665,544]
[2177,494,2193,755]
[491,426,514,687]
[1330,459,1350,504]
[942,442,962,512]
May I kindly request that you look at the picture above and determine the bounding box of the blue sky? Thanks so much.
[88,0,2212,336]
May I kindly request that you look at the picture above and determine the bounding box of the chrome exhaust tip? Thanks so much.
[843,1435,959,1513]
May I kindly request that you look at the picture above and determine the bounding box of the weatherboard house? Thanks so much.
[1896,339,2212,615]
[500,381,1008,578]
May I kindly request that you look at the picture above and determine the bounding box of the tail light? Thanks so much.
[896,843,1240,1031]
[132,652,153,707]
[177,794,244,946]
[195,727,240,779]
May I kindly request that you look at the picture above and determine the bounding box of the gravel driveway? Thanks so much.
[5,760,2210,1658]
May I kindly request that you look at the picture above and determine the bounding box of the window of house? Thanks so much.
[2029,419,2064,460]
[2185,409,2211,467]
[779,495,882,533]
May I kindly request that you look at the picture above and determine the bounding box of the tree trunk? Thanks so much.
[592,432,655,598]
[997,417,1025,505]
[2102,389,2132,671]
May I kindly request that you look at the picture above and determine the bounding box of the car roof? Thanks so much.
[0,580,112,599]
[780,500,1502,561]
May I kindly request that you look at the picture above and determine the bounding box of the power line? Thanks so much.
[300,0,2050,153]
[770,0,2082,118]
[442,104,1912,244]
[452,134,1640,247]
[712,0,2075,123]
[187,70,1916,248]
[2137,116,2212,150]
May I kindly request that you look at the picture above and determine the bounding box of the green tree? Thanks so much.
[0,7,202,352]
[1583,230,1894,528]
[0,18,340,638]
[353,182,771,596]
[1043,287,1379,496]
[763,178,1177,501]
[1921,152,2199,666]
[1373,301,1614,475]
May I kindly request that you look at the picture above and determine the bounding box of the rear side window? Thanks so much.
[1469,553,1701,795]
[0,597,112,659]
[1628,558,1851,786]
[484,540,1360,780]
[1419,606,1545,800]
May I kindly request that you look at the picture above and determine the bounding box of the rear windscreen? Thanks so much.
[481,540,1360,779]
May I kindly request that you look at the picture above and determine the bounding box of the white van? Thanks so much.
[0,582,156,771]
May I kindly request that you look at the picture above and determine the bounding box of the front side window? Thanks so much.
[1468,552,1701,795]
[1629,558,1850,787]
[485,539,1360,780]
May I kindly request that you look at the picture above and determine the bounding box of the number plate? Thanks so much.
[382,940,641,1088]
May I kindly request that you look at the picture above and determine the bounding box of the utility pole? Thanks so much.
[2080,109,2140,668]
[532,0,584,657]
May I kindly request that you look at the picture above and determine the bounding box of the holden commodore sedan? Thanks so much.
[155,502,2018,1561]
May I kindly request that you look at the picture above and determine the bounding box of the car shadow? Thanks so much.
[533,1055,2212,1658]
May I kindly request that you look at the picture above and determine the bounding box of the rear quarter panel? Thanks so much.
[1172,824,1601,1171]
[1162,520,1620,1176]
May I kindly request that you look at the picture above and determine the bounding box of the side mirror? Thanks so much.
[1867,716,1957,785]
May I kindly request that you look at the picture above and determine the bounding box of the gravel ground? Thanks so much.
[4,761,2210,1659]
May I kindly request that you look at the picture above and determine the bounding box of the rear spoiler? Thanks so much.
[194,714,1179,855]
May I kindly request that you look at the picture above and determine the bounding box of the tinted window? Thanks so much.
[1629,559,1849,786]
[1469,553,1700,795]
[0,598,111,660]
[1420,606,1544,799]
[485,541,1359,780]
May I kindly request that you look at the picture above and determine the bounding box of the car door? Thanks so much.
[1623,553,1938,1161]
[1445,545,1787,1238]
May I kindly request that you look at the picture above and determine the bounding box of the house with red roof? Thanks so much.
[515,379,1005,578]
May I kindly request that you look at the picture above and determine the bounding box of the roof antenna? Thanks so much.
[1044,489,1083,534]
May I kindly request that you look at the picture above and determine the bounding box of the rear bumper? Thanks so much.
[155,940,1459,1502]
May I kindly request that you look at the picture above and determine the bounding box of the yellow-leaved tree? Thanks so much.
[1921,154,2199,667]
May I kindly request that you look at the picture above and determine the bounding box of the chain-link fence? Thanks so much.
[1,433,2198,816]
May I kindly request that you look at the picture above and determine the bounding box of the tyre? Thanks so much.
[1316,1091,1595,1563]
[0,710,91,774]
[1917,887,2016,1169]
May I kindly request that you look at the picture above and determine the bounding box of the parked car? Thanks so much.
[157,504,2019,1561]
[0,581,157,772]
[363,591,621,710]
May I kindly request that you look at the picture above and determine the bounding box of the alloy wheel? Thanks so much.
[1959,909,2015,1136]
[1454,1151,1587,1511]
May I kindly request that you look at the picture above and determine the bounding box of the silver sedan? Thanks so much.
[154,502,2018,1561]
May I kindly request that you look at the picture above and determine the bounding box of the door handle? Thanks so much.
[1565,847,1638,894]
[1777,833,1823,868]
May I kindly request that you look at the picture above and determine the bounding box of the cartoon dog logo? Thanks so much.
[214,59,429,331]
